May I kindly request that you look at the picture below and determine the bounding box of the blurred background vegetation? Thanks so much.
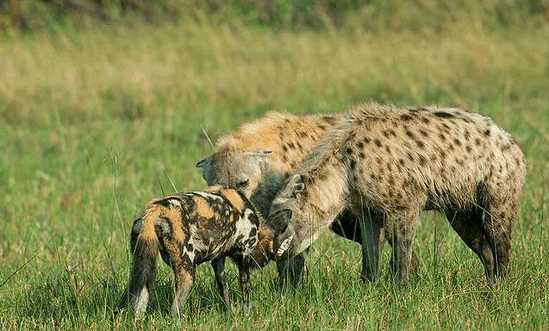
[1,1,547,329]
[2,0,549,32]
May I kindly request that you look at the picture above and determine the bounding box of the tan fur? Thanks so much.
[139,207,160,242]
[219,189,245,212]
[165,207,185,243]
[192,196,215,219]
[215,111,336,174]
[205,185,225,192]
[250,225,275,267]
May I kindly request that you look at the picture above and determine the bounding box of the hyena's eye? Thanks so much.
[237,179,250,188]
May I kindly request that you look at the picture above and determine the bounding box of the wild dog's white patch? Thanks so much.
[192,191,224,201]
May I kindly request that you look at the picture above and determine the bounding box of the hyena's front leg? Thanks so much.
[237,263,251,314]
[388,207,420,285]
[357,209,384,282]
[276,252,307,288]
[211,257,230,308]
[171,265,195,318]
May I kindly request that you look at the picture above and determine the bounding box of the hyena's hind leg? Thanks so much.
[445,208,498,282]
[482,200,516,281]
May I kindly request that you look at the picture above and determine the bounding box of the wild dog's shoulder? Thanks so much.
[185,187,256,217]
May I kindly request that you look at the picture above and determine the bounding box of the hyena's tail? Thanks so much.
[119,206,161,318]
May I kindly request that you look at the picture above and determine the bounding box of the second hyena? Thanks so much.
[269,103,525,284]
[196,112,419,285]
[119,187,275,319]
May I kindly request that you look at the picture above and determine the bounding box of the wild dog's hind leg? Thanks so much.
[171,265,195,318]
[211,257,230,308]
[170,243,195,318]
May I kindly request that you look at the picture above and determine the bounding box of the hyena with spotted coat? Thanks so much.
[269,103,525,284]
[196,112,419,285]
[119,187,275,318]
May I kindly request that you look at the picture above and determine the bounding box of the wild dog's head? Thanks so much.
[196,149,272,199]
[267,174,309,260]
[246,223,277,268]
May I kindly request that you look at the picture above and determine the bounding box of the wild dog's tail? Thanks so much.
[121,206,161,318]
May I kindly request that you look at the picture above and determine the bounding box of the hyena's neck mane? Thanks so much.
[251,165,289,216]
[295,117,356,226]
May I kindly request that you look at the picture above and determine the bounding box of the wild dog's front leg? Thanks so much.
[358,211,384,282]
[171,266,195,318]
[211,257,230,309]
[237,263,251,314]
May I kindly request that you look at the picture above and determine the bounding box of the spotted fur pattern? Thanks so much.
[196,111,417,286]
[119,188,274,319]
[270,103,526,285]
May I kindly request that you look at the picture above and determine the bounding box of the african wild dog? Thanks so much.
[118,187,276,319]
[269,103,525,284]
[196,112,419,285]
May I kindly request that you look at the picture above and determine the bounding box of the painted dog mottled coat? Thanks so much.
[119,187,275,318]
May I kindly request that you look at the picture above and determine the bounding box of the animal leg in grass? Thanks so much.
[332,209,420,277]
[357,210,384,282]
[238,264,251,314]
[212,257,230,308]
[276,252,306,288]
[171,266,194,318]
[385,225,420,276]
[388,208,420,285]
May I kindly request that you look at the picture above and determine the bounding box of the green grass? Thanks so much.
[1,13,548,330]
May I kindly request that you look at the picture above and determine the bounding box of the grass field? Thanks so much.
[1,8,548,330]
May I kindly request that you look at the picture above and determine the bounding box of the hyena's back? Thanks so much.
[328,104,525,279]
[340,105,526,211]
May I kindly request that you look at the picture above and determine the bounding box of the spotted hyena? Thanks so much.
[269,103,526,284]
[196,112,419,285]
[118,187,275,319]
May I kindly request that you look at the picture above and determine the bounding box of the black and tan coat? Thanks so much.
[119,187,275,319]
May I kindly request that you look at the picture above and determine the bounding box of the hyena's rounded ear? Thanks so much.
[290,174,305,196]
[196,156,211,169]
[245,150,273,158]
